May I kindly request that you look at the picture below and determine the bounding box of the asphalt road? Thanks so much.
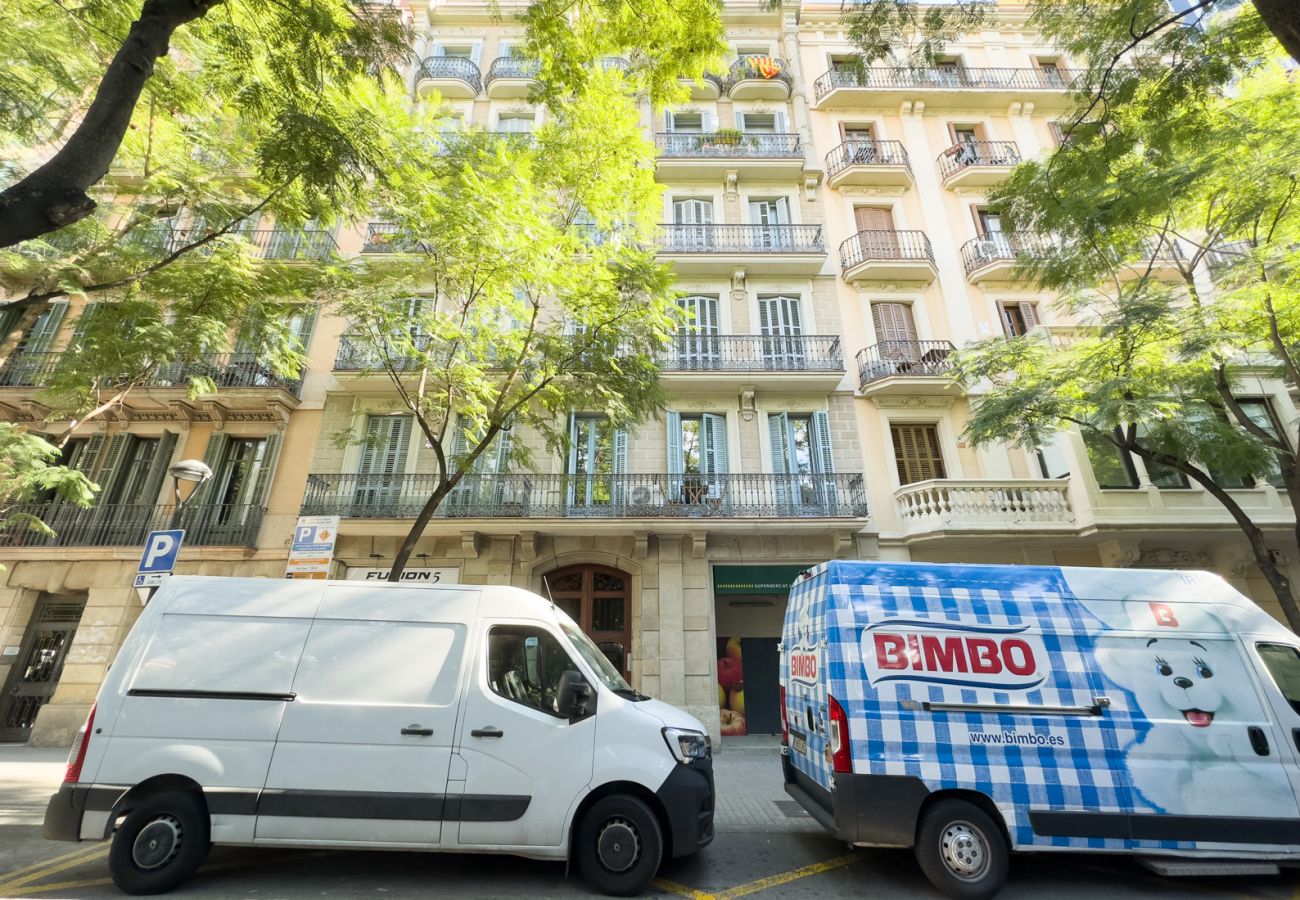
[2,746,1297,899]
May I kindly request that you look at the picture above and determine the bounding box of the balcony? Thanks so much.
[654,132,804,181]
[857,340,955,396]
[825,141,912,190]
[302,472,869,520]
[959,233,1053,283]
[158,227,338,261]
[680,72,724,100]
[725,56,792,101]
[1119,237,1187,283]
[813,66,1083,110]
[839,230,937,283]
[0,502,265,548]
[485,56,540,98]
[0,351,303,398]
[416,57,482,99]
[660,334,844,393]
[361,222,424,254]
[894,479,1075,539]
[937,141,1020,189]
[658,224,826,275]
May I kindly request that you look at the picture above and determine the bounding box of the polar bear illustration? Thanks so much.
[1098,634,1297,819]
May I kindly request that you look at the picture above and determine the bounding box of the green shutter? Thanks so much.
[195,432,231,504]
[812,410,835,474]
[703,413,728,475]
[666,411,683,475]
[19,300,67,353]
[70,302,100,343]
[768,412,791,507]
[292,305,319,355]
[245,433,281,510]
[93,433,133,500]
[139,431,179,510]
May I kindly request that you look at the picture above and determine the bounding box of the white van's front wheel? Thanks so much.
[108,790,211,895]
[575,795,663,896]
[914,799,1008,900]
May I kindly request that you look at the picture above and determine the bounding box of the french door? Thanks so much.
[759,295,804,368]
[675,295,721,369]
[544,565,632,681]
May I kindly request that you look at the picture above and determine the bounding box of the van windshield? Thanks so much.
[559,620,641,698]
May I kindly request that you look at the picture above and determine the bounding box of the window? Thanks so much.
[487,625,578,717]
[436,44,475,60]
[667,412,728,502]
[1135,426,1189,488]
[1083,428,1139,489]
[1257,643,1300,716]
[1035,58,1065,86]
[1238,399,1288,487]
[667,111,703,133]
[567,414,626,506]
[1036,437,1071,479]
[891,423,946,484]
[498,112,534,133]
[977,209,1005,235]
[997,301,1038,337]
[297,621,465,707]
[105,437,161,506]
[739,113,777,134]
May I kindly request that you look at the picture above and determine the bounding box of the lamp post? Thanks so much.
[167,459,213,530]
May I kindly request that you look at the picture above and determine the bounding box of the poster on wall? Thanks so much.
[717,636,746,736]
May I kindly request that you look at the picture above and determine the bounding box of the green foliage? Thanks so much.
[838,0,991,72]
[0,425,97,554]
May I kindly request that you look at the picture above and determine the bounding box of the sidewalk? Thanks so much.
[0,738,818,834]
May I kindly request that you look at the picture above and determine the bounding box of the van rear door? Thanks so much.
[254,586,476,846]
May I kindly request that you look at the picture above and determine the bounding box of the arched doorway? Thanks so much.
[543,564,632,680]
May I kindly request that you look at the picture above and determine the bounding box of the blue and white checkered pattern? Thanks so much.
[783,561,1180,852]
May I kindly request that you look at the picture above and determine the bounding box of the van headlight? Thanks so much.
[662,727,711,763]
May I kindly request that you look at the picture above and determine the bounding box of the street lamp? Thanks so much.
[168,459,213,529]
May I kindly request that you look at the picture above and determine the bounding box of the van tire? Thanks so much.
[108,790,210,894]
[914,799,1008,900]
[574,794,663,896]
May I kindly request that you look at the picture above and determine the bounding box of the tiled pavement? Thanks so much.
[712,736,822,834]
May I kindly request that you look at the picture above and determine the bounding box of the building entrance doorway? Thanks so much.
[0,595,85,742]
[543,565,632,681]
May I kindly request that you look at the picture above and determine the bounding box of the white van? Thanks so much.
[781,560,1300,899]
[44,576,714,895]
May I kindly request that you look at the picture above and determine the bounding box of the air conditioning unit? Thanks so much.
[629,484,662,508]
[974,239,1003,262]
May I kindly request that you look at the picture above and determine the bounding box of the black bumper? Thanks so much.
[783,757,929,848]
[43,783,85,842]
[656,757,715,857]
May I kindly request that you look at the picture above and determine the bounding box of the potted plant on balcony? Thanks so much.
[699,128,746,152]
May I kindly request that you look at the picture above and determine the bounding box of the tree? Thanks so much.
[0,0,726,249]
[0,424,97,559]
[951,67,1300,628]
[336,71,680,582]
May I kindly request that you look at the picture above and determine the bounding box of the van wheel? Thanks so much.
[108,790,210,895]
[914,799,1008,900]
[575,794,663,896]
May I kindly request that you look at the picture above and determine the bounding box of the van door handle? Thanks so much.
[1248,725,1271,756]
[401,726,433,737]
[471,727,504,739]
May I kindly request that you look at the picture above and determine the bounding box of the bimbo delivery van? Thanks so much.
[44,577,714,895]
[780,560,1300,899]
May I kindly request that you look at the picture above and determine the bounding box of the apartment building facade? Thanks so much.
[0,0,1294,747]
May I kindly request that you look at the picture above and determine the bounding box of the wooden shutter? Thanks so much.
[194,432,231,505]
[1018,302,1039,329]
[138,431,179,509]
[291,305,319,354]
[244,433,281,510]
[702,413,728,475]
[613,427,627,475]
[93,433,133,500]
[891,424,947,484]
[854,206,894,232]
[666,411,684,475]
[871,303,918,343]
[767,413,792,475]
[811,411,835,474]
[19,301,67,353]
[362,416,412,475]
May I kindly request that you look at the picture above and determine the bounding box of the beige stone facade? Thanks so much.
[1,0,1295,747]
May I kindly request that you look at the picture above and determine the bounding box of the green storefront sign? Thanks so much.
[712,564,813,595]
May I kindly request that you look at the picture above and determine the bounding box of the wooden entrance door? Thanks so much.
[0,595,85,741]
[543,565,632,680]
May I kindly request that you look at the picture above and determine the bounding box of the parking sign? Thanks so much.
[286,515,340,579]
[135,529,185,588]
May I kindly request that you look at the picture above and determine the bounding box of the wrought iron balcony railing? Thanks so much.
[302,472,869,519]
[1137,236,1186,262]
[655,132,802,158]
[417,57,483,94]
[857,340,956,387]
[659,224,825,255]
[161,227,338,260]
[959,233,1055,275]
[0,351,302,395]
[825,140,911,177]
[362,222,424,253]
[725,56,792,90]
[839,230,935,271]
[662,334,842,372]
[814,66,1083,101]
[0,502,265,547]
[486,57,541,83]
[936,140,1021,179]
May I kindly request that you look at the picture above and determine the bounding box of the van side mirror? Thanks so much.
[557,670,594,722]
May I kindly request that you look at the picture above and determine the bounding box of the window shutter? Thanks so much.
[0,304,21,341]
[430,43,445,57]
[244,432,281,511]
[74,435,105,475]
[20,300,67,353]
[613,427,627,475]
[871,303,917,343]
[666,411,684,475]
[891,424,946,484]
[492,426,514,474]
[768,413,792,475]
[194,432,231,504]
[758,297,773,336]
[774,110,787,132]
[470,42,482,64]
[812,411,835,474]
[775,197,790,225]
[703,413,728,474]
[138,431,179,510]
[1018,302,1039,329]
[854,206,894,232]
[781,296,802,335]
[291,305,319,354]
[703,109,718,132]
[93,433,133,499]
[70,302,100,343]
[566,413,579,474]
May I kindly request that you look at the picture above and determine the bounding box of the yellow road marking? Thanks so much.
[0,844,109,892]
[2,874,114,897]
[653,876,717,899]
[714,852,860,899]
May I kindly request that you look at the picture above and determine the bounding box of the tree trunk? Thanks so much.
[388,481,454,582]
[1252,0,1300,65]
[0,0,223,248]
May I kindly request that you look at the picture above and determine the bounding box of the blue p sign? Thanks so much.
[138,529,185,574]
